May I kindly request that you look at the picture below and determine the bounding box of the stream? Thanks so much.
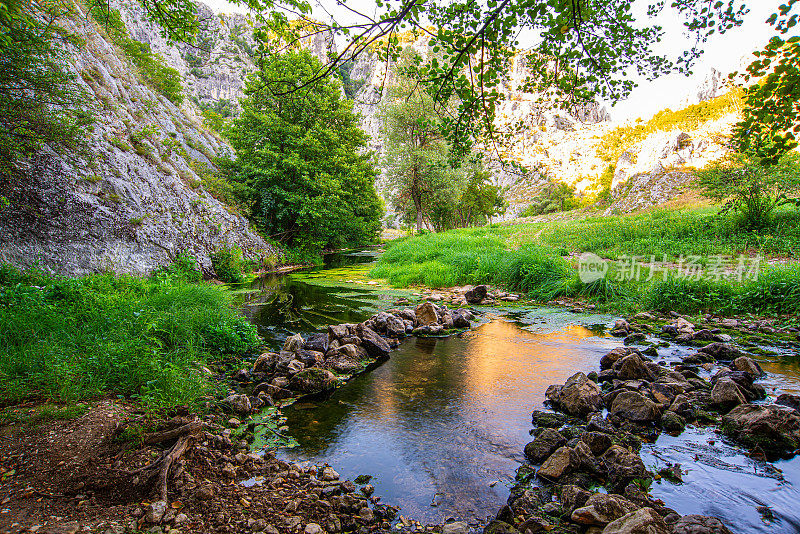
[239,251,800,532]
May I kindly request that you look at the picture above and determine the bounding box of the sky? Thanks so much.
[204,0,786,121]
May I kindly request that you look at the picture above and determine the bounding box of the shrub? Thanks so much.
[151,252,202,282]
[210,245,245,283]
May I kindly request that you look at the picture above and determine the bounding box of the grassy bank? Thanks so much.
[0,264,261,409]
[371,206,800,317]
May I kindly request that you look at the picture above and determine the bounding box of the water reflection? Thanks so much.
[280,314,619,523]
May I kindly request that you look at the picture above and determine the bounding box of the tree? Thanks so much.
[696,152,800,229]
[224,50,383,251]
[453,163,507,227]
[733,3,800,165]
[0,0,93,177]
[380,73,460,233]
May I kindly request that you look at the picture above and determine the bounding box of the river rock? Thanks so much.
[601,507,668,534]
[373,312,406,337]
[303,333,329,353]
[415,302,439,326]
[465,284,488,304]
[602,445,646,484]
[614,354,655,381]
[298,349,325,368]
[288,368,338,393]
[581,431,613,455]
[537,446,578,480]
[357,324,390,358]
[483,520,520,534]
[283,333,304,353]
[587,414,616,434]
[600,347,637,370]
[731,356,764,378]
[524,428,567,463]
[571,493,639,526]
[698,342,744,360]
[610,391,661,423]
[777,393,800,412]
[722,404,800,457]
[223,394,251,415]
[560,485,591,512]
[286,359,305,375]
[328,323,354,340]
[253,352,278,373]
[660,411,686,432]
[710,378,746,410]
[671,515,733,534]
[442,522,469,534]
[545,372,604,417]
[452,309,472,328]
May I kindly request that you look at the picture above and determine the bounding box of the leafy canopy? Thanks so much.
[224,50,383,251]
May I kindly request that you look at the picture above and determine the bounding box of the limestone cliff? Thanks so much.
[0,2,277,277]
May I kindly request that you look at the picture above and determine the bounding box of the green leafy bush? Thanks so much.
[211,245,245,283]
[151,252,202,282]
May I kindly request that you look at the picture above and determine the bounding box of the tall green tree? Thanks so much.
[224,50,383,251]
[0,0,92,177]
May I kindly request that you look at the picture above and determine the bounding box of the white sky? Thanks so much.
[204,0,789,120]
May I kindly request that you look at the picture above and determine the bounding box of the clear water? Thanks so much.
[243,250,800,530]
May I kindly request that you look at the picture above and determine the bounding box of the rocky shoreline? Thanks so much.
[480,312,800,534]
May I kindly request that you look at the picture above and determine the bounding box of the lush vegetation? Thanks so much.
[88,3,183,104]
[519,181,579,217]
[696,151,800,229]
[0,0,93,178]
[223,50,383,252]
[371,205,800,316]
[0,262,261,408]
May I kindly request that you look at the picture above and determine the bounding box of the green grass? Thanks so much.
[0,403,90,426]
[0,264,261,409]
[370,205,800,316]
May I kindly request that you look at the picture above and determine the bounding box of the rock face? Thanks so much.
[0,2,277,276]
[601,507,669,534]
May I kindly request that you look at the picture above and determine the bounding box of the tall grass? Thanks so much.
[372,214,800,316]
[0,265,261,408]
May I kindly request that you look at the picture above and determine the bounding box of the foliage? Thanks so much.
[151,252,203,282]
[597,90,743,165]
[224,50,383,251]
[337,59,365,99]
[520,181,578,216]
[696,151,800,229]
[733,3,800,164]
[88,3,183,104]
[210,245,246,283]
[0,0,93,176]
[0,265,261,408]
[202,109,227,132]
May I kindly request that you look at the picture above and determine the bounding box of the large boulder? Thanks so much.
[303,333,329,353]
[601,507,668,534]
[545,372,604,417]
[288,368,338,394]
[600,348,631,370]
[356,324,390,358]
[482,520,520,534]
[610,391,662,423]
[614,354,655,381]
[328,323,354,340]
[253,352,278,373]
[731,356,764,378]
[722,404,800,458]
[223,394,251,415]
[373,312,406,337]
[710,378,746,410]
[524,428,567,464]
[670,515,732,534]
[777,393,800,413]
[571,493,639,526]
[464,285,488,304]
[537,446,578,480]
[415,302,439,326]
[602,445,647,486]
[283,333,304,353]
